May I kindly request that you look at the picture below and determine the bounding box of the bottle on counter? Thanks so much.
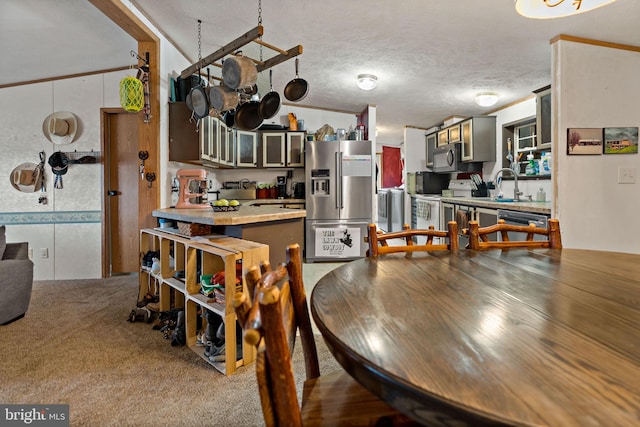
[526,151,536,176]
[536,187,546,202]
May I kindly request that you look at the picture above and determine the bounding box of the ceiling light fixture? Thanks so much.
[515,0,618,19]
[357,74,377,91]
[475,92,499,107]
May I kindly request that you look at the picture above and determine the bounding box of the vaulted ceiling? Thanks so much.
[2,0,639,145]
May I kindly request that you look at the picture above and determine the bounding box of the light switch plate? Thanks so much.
[618,167,636,184]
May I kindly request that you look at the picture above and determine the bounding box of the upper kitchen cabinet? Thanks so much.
[428,116,496,163]
[425,132,437,167]
[261,131,305,168]
[169,102,200,163]
[459,116,496,162]
[218,122,235,167]
[286,132,305,167]
[236,130,258,167]
[534,85,551,149]
[262,132,286,167]
[200,116,219,163]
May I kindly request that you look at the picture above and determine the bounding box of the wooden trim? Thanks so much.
[93,0,160,275]
[89,0,158,42]
[551,34,640,53]
[0,66,130,89]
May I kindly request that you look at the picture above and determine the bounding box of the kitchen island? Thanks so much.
[153,205,305,265]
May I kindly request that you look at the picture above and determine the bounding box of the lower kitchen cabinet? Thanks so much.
[139,228,269,375]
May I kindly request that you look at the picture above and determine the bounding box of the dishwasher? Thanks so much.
[497,209,549,241]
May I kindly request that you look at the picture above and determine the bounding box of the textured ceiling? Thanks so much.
[2,0,639,145]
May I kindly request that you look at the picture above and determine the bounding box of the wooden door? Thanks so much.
[105,112,139,274]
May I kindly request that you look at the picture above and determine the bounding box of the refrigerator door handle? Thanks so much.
[336,151,343,209]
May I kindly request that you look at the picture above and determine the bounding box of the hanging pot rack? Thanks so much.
[179,25,303,80]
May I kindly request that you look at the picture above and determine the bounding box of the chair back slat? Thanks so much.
[367,221,458,257]
[232,243,318,426]
[465,219,562,250]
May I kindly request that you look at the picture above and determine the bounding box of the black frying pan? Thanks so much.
[284,58,309,102]
[259,70,281,119]
[224,110,235,128]
[234,100,262,131]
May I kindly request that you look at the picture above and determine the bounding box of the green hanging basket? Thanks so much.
[119,76,144,112]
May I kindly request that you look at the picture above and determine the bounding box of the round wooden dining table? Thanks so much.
[310,248,640,426]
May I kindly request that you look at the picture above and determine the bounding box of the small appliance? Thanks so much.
[432,143,461,173]
[432,143,482,174]
[277,175,287,198]
[415,171,450,194]
[293,182,305,199]
[175,169,210,209]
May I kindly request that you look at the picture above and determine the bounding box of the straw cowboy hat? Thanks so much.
[42,111,78,145]
[10,162,43,193]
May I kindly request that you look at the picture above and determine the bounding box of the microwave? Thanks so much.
[415,171,450,194]
[432,143,461,173]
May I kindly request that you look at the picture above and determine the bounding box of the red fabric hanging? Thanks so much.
[382,146,402,188]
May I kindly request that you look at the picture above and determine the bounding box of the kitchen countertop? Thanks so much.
[242,198,304,205]
[153,205,306,226]
[439,197,551,214]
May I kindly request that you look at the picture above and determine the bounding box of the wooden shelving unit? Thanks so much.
[140,228,268,375]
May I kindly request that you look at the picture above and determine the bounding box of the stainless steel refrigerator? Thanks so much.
[305,140,374,262]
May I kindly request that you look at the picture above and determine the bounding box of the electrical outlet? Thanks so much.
[40,248,49,258]
[618,167,636,184]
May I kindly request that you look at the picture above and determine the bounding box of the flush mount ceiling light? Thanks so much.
[357,74,377,91]
[515,0,618,19]
[475,92,499,107]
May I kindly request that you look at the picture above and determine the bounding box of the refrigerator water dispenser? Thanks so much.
[311,169,330,195]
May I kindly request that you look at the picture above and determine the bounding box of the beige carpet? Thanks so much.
[0,276,340,426]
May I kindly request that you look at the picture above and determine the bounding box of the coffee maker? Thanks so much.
[176,169,210,209]
[277,176,287,199]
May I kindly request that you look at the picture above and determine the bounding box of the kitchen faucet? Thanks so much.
[494,168,522,201]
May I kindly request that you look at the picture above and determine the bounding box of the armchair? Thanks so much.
[1,237,34,325]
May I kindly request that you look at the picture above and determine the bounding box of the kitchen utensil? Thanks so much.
[187,79,209,120]
[234,100,262,131]
[283,58,309,102]
[209,84,239,112]
[259,70,281,119]
[221,52,257,90]
[224,110,235,128]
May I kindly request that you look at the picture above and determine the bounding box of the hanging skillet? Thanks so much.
[284,58,309,102]
[187,75,209,120]
[234,98,263,131]
[259,70,281,120]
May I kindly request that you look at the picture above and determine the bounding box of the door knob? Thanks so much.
[107,190,120,196]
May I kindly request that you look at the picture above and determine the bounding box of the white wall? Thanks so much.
[0,70,129,280]
[554,39,640,253]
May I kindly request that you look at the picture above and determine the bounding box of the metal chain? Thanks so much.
[258,0,263,61]
[197,19,202,67]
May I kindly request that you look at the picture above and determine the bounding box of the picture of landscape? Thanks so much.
[567,128,602,155]
[603,127,638,154]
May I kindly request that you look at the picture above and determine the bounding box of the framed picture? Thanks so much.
[567,128,602,155]
[603,127,638,154]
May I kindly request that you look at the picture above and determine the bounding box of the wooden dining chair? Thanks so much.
[233,243,418,427]
[464,218,562,249]
[366,221,459,257]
